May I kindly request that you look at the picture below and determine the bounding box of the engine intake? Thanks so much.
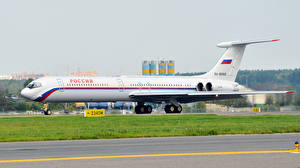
[196,83,204,91]
[206,82,212,91]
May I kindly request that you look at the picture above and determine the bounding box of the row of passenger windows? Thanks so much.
[130,83,191,87]
[65,83,192,87]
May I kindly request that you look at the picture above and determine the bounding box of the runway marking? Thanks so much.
[0,149,297,163]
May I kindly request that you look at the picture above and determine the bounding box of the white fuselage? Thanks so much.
[21,75,239,103]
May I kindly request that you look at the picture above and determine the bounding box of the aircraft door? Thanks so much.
[146,82,151,91]
[116,78,124,92]
[57,79,64,92]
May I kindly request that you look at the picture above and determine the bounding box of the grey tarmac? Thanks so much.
[0,134,300,168]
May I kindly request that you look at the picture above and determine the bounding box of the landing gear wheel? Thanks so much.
[44,110,52,115]
[176,105,183,113]
[135,105,146,114]
[135,106,142,114]
[140,106,146,113]
[165,105,176,113]
[165,104,182,114]
[135,104,152,114]
[169,105,176,113]
[145,105,152,114]
[164,105,171,113]
[43,103,52,115]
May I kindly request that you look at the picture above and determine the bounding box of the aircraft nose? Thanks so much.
[21,88,32,100]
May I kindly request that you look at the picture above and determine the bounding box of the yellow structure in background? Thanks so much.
[150,60,157,76]
[84,109,105,117]
[142,61,150,76]
[167,60,175,76]
[252,107,260,113]
[159,60,166,75]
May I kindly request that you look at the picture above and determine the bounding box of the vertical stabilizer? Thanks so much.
[200,39,279,81]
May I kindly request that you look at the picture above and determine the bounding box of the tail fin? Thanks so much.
[200,39,279,81]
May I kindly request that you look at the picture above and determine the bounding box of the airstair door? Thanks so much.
[116,78,124,92]
[57,78,64,92]
[146,82,152,92]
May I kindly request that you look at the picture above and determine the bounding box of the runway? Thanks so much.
[0,134,300,168]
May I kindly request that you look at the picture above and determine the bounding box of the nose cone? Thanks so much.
[21,88,32,100]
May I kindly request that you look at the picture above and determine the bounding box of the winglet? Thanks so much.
[286,91,296,94]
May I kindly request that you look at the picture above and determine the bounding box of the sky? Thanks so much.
[0,0,299,76]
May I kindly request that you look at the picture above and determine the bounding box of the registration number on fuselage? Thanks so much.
[214,72,226,76]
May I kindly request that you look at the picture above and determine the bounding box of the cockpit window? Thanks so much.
[27,82,42,89]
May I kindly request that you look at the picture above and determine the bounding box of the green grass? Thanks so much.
[0,114,300,142]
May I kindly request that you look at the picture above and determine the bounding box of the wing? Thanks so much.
[129,91,295,103]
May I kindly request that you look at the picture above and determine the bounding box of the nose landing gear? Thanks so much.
[43,103,52,115]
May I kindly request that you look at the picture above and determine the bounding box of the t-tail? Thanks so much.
[200,39,280,81]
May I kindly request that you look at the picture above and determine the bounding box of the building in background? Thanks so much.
[0,71,99,80]
[142,61,150,76]
[167,60,175,76]
[149,60,157,76]
[0,75,12,80]
[158,60,166,76]
[69,71,99,77]
[7,73,49,80]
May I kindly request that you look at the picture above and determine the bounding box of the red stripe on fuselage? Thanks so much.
[39,88,60,102]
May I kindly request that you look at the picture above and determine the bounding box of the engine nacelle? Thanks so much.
[196,82,204,91]
[206,82,213,91]
[197,82,238,91]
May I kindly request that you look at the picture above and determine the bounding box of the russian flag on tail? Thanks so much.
[221,59,232,64]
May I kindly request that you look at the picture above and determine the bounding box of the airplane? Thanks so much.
[21,39,295,115]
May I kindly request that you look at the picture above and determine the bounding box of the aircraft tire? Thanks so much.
[44,110,52,115]
[135,106,141,114]
[135,105,147,114]
[165,105,176,113]
[169,105,176,113]
[145,105,152,114]
[140,105,145,113]
[164,105,171,113]
[165,104,182,114]
[176,105,183,113]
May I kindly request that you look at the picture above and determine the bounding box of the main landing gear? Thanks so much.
[134,102,183,114]
[164,104,182,113]
[43,103,52,115]
[135,102,152,114]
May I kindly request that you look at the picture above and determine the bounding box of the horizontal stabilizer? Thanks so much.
[217,39,280,48]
